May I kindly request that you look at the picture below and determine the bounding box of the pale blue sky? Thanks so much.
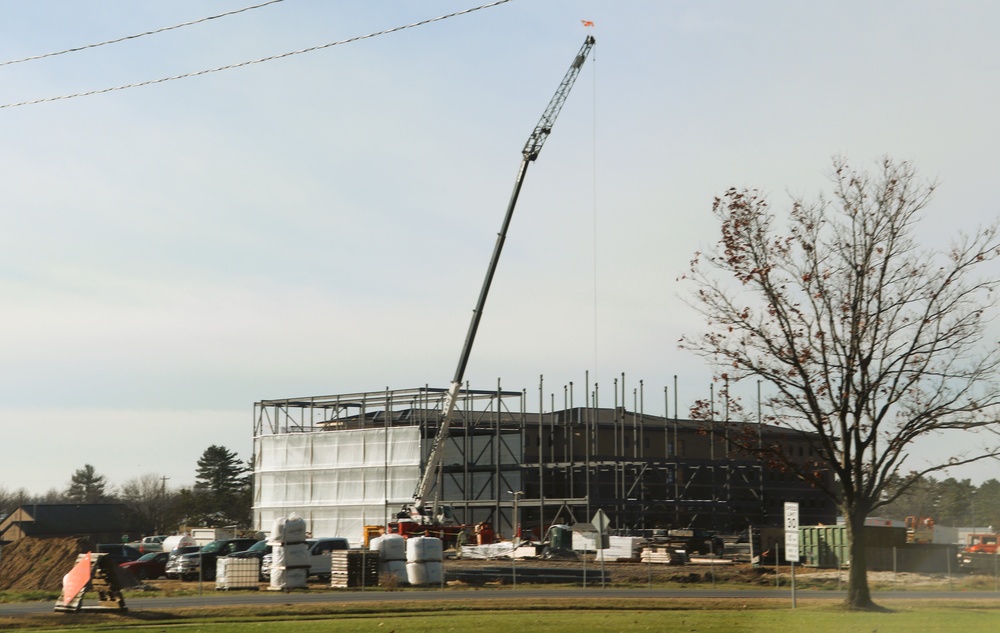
[2,1,999,494]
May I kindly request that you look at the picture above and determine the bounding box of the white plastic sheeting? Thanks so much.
[459,541,514,560]
[254,427,421,546]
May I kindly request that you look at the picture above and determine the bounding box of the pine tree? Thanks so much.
[187,445,251,527]
[66,464,107,503]
[194,445,245,497]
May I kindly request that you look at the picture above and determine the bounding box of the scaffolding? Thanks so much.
[252,381,836,545]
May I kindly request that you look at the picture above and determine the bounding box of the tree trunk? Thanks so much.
[844,508,878,610]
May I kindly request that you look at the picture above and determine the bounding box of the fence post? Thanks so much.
[893,546,897,584]
[776,541,781,588]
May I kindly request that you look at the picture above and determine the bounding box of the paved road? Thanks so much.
[3,587,998,616]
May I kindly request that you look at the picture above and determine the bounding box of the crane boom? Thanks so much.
[411,35,596,513]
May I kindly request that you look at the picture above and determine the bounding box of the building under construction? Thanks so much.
[252,382,837,545]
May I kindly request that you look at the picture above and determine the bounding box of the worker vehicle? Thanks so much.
[388,34,596,546]
[958,532,1000,572]
[649,528,724,556]
[164,545,200,579]
[169,538,258,581]
[963,532,999,554]
[905,516,936,544]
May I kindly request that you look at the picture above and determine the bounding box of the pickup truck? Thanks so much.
[168,538,259,581]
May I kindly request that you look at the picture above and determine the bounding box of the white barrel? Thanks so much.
[380,559,408,582]
[406,536,443,563]
[372,534,406,561]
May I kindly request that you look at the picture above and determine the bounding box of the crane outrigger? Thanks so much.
[390,35,595,541]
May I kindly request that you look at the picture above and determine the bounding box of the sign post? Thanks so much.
[784,502,799,608]
[592,509,610,588]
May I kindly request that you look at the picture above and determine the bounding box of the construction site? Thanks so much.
[250,35,836,549]
[251,381,837,547]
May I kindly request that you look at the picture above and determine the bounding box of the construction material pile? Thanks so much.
[268,514,308,590]
[0,537,86,591]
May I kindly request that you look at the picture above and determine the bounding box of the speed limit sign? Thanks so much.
[784,502,800,562]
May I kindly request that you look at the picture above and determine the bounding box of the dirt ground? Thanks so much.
[0,537,87,592]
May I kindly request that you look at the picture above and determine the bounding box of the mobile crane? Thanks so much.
[388,35,596,543]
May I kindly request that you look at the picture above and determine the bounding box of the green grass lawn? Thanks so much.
[4,599,1000,633]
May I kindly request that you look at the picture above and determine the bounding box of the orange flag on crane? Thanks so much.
[581,20,595,27]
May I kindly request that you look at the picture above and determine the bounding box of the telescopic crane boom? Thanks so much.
[411,35,596,516]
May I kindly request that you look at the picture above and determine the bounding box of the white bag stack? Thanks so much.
[269,514,308,544]
[405,536,443,586]
[370,534,407,583]
[269,513,309,590]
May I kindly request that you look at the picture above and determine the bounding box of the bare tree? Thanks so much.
[681,157,1000,610]
[119,474,181,535]
[0,485,23,520]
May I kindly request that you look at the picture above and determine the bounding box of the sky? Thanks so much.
[2,1,1000,495]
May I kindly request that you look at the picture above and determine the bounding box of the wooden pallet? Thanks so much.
[329,551,379,588]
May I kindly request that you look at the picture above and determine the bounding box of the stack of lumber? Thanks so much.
[640,546,684,565]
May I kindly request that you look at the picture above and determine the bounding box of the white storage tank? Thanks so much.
[161,534,197,554]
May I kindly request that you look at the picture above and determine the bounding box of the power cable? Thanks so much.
[0,0,513,110]
[0,0,288,68]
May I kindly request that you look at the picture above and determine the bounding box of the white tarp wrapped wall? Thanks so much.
[254,427,421,546]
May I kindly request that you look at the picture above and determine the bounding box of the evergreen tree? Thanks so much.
[974,479,1000,531]
[185,445,252,528]
[194,445,245,497]
[66,464,107,503]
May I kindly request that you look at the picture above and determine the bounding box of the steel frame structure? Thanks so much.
[253,381,836,541]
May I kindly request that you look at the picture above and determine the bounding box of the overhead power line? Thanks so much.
[0,0,514,110]
[0,0,287,68]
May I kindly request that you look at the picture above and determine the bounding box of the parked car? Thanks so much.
[96,543,143,564]
[170,538,259,581]
[137,535,167,553]
[261,537,350,581]
[119,551,170,580]
[228,539,271,581]
[165,545,201,579]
